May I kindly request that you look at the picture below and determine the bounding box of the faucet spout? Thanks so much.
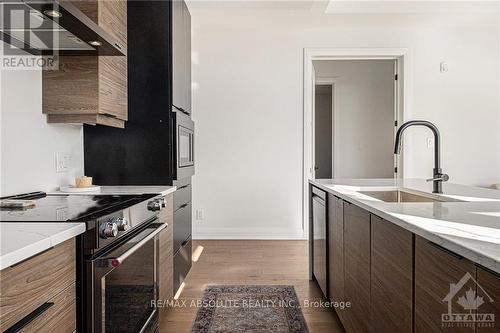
[394,120,448,194]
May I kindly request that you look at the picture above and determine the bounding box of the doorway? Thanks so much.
[313,59,397,179]
[303,47,409,238]
[314,82,335,179]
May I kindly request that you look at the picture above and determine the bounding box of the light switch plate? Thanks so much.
[56,152,71,173]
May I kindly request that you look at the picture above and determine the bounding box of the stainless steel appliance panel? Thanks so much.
[87,222,166,333]
[312,189,328,297]
[174,111,194,179]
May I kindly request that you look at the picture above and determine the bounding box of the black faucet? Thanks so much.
[394,120,449,194]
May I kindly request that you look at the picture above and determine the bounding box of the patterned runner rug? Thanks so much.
[191,285,309,333]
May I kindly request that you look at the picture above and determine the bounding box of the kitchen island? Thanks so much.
[309,178,500,333]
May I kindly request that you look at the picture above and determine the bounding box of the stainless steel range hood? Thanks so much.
[0,0,125,56]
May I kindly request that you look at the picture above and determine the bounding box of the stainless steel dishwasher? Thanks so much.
[312,186,327,297]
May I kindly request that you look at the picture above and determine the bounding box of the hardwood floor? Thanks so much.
[159,240,344,333]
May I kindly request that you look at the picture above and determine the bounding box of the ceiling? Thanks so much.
[187,0,499,14]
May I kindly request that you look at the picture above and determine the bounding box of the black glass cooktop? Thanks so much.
[0,192,156,222]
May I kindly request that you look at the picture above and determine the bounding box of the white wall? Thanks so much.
[313,60,395,179]
[190,4,499,239]
[0,45,84,196]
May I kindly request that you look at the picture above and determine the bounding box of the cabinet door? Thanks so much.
[172,0,183,110]
[343,202,370,333]
[182,0,191,113]
[328,194,344,304]
[370,215,413,333]
[476,267,500,333]
[415,236,475,333]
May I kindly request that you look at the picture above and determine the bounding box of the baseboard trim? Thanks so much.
[193,227,307,240]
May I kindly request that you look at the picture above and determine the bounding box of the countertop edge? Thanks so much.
[49,186,177,196]
[0,223,86,270]
[309,179,500,275]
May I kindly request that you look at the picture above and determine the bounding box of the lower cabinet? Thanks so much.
[415,236,476,333]
[343,202,371,333]
[370,215,413,333]
[476,267,500,333]
[0,239,76,332]
[327,194,344,307]
[313,187,500,333]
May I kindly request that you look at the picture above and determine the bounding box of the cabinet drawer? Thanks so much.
[174,202,192,253]
[174,237,192,293]
[16,283,76,333]
[174,182,191,211]
[0,239,75,331]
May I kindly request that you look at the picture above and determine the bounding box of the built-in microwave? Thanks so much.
[173,109,194,180]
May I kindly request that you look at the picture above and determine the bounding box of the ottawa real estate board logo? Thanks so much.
[442,272,495,328]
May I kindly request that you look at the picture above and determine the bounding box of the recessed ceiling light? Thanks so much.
[88,41,102,47]
[44,9,62,18]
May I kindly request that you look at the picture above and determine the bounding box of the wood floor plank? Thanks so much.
[158,240,344,333]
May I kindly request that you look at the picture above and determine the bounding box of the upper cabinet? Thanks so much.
[42,0,128,128]
[172,0,191,115]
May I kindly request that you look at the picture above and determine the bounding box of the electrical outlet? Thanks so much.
[56,152,71,173]
[196,209,204,221]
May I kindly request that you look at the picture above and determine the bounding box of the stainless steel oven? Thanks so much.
[174,110,194,179]
[86,220,167,333]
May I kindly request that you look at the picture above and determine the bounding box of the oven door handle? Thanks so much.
[97,223,167,268]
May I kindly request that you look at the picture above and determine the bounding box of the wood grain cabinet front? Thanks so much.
[370,215,413,333]
[42,0,127,128]
[327,194,344,306]
[476,267,500,333]
[343,202,371,333]
[415,235,476,333]
[0,239,76,332]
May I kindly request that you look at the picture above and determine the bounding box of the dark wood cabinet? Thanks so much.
[415,236,476,333]
[343,202,371,333]
[476,267,500,333]
[370,215,413,333]
[327,194,344,306]
[172,0,191,114]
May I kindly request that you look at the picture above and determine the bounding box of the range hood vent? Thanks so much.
[0,1,125,56]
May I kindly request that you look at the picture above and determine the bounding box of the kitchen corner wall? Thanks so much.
[0,45,84,196]
[190,4,500,239]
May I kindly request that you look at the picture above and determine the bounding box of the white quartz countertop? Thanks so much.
[49,185,176,196]
[0,222,85,270]
[309,178,500,274]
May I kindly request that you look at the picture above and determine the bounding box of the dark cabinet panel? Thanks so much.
[343,202,370,333]
[476,267,500,333]
[172,0,191,113]
[415,236,476,333]
[327,194,344,305]
[370,215,413,333]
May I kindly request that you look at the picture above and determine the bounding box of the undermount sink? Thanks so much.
[358,190,461,203]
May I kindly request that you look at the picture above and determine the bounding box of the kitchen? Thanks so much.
[1,1,500,333]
